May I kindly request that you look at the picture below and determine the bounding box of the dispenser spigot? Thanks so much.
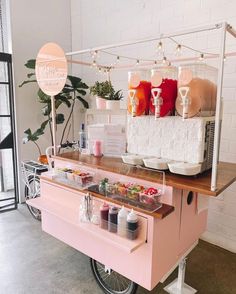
[128,89,138,117]
[151,88,163,119]
[179,87,190,121]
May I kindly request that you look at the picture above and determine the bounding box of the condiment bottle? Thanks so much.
[79,123,86,149]
[100,202,109,230]
[117,206,128,237]
[127,209,138,240]
[93,140,102,157]
[108,206,118,233]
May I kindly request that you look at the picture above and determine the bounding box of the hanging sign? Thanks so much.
[35,42,67,96]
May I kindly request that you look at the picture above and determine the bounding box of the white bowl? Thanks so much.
[143,157,171,170]
[168,162,201,176]
[122,154,144,165]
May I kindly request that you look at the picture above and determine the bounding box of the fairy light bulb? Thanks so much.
[92,60,97,67]
[176,44,182,56]
[136,59,140,66]
[91,50,99,61]
[98,67,102,72]
[224,55,227,62]
[154,60,157,65]
[116,56,120,63]
[157,41,163,56]
[162,56,167,64]
[199,53,204,61]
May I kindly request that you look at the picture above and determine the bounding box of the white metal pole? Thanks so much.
[65,23,221,57]
[51,95,57,156]
[211,22,227,192]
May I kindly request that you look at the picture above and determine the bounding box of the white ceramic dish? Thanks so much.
[143,157,171,170]
[121,154,144,165]
[168,162,201,176]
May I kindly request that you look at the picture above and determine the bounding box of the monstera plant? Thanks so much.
[20,59,89,155]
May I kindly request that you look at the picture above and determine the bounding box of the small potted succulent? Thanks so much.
[90,81,113,109]
[106,88,124,110]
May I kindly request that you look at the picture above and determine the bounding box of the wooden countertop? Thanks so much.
[41,176,174,219]
[53,151,236,196]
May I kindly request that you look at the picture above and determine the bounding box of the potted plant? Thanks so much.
[106,89,123,110]
[90,81,113,109]
[20,59,89,161]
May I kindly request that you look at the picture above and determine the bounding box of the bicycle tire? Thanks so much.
[25,175,41,221]
[90,258,138,294]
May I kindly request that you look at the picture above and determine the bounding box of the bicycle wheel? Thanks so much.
[25,175,41,221]
[90,258,138,294]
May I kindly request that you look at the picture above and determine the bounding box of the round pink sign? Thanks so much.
[36,42,67,96]
[178,68,193,86]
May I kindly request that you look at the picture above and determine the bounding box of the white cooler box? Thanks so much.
[127,116,215,175]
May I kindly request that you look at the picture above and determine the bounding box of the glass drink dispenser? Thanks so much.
[128,70,151,117]
[176,63,217,119]
[149,66,178,118]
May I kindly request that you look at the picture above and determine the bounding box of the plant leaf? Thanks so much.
[24,128,32,136]
[27,73,35,78]
[76,96,89,109]
[40,120,49,130]
[19,79,37,87]
[25,59,36,69]
[77,82,89,89]
[67,75,82,88]
[76,89,87,96]
[55,94,71,107]
[42,104,51,116]
[56,113,65,124]
[38,88,51,104]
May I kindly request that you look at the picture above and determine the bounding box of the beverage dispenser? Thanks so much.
[128,70,151,117]
[176,63,217,119]
[149,66,178,119]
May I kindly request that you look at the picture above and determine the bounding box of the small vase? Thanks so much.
[106,100,120,110]
[96,96,106,109]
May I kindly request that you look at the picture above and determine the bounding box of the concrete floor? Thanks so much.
[0,205,235,294]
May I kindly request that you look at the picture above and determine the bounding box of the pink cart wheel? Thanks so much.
[90,258,138,294]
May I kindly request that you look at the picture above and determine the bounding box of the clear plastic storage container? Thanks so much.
[128,70,151,117]
[176,63,217,118]
[150,66,178,118]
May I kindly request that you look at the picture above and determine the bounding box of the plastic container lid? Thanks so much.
[127,209,138,222]
[118,206,128,218]
[109,206,119,214]
[100,202,109,210]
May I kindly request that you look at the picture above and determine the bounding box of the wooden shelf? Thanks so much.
[53,151,236,196]
[26,197,147,253]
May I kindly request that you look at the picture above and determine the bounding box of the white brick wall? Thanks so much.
[71,0,236,252]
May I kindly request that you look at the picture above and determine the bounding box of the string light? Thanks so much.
[136,59,140,65]
[199,53,204,61]
[175,44,182,56]
[92,60,97,67]
[116,56,120,63]
[98,67,102,72]
[91,50,98,59]
[157,41,163,56]
[224,55,227,61]
[162,56,167,64]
